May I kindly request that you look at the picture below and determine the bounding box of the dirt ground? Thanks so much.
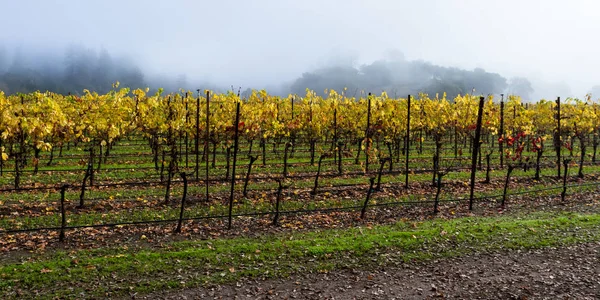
[150,242,600,300]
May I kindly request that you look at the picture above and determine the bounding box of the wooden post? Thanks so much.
[227,102,241,230]
[311,154,327,195]
[273,179,283,226]
[561,159,570,201]
[360,177,376,219]
[555,97,562,178]
[175,172,188,233]
[310,97,314,165]
[59,184,68,242]
[185,92,189,168]
[205,91,210,201]
[468,96,485,211]
[433,172,445,214]
[365,93,372,173]
[376,158,389,191]
[405,95,411,188]
[195,89,200,180]
[501,164,515,208]
[499,95,504,168]
[333,105,337,163]
[243,155,258,198]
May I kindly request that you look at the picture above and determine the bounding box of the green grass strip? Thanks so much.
[1,211,599,299]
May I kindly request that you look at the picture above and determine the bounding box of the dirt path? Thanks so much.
[151,242,600,300]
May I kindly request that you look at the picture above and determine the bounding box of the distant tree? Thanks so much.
[0,47,9,91]
[423,78,466,98]
[0,46,7,74]
[113,58,145,90]
[93,48,115,93]
[360,60,392,89]
[290,66,361,96]
[468,67,507,95]
[0,44,157,95]
[288,58,509,98]
[0,48,50,94]
[384,49,406,62]
[63,45,97,94]
[7,46,29,73]
[507,77,534,100]
[175,74,188,90]
[589,85,600,100]
[1,69,45,94]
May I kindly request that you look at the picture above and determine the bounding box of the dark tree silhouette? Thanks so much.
[507,77,534,100]
[289,57,508,98]
[0,45,150,95]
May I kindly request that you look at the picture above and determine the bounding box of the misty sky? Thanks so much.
[1,0,599,99]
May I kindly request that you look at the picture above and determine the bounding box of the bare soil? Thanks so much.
[153,242,600,300]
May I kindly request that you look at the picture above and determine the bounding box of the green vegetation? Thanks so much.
[2,211,599,299]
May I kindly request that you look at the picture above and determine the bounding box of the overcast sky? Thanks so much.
[1,0,599,99]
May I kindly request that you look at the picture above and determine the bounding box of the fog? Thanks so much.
[1,0,599,100]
